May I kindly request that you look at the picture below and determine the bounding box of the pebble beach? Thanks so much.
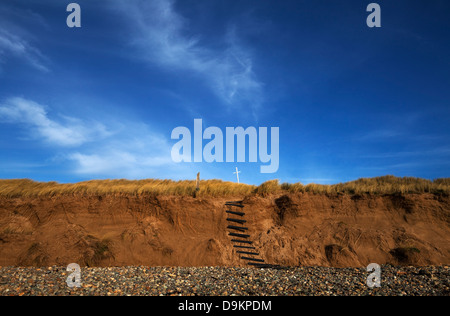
[0,265,448,296]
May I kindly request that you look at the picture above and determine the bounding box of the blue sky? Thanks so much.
[0,0,449,185]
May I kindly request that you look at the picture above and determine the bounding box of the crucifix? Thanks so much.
[233,167,241,184]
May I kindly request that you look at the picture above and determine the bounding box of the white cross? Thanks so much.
[233,167,241,183]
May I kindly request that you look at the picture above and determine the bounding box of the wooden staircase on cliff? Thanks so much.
[225,200,280,269]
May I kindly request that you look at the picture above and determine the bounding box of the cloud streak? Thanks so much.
[0,97,109,147]
[68,145,173,178]
[0,29,49,72]
[116,0,263,114]
[0,96,180,179]
[67,121,175,177]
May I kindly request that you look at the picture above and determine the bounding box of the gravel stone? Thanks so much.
[0,265,448,296]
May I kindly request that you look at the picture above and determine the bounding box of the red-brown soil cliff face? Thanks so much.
[0,193,449,267]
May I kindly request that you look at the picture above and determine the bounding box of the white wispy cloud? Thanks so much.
[115,0,263,113]
[68,148,174,178]
[67,122,175,177]
[0,29,49,72]
[0,97,109,147]
[0,96,181,179]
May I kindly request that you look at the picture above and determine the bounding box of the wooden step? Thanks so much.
[233,245,256,250]
[231,239,253,244]
[226,200,244,205]
[226,218,246,224]
[225,203,245,208]
[241,256,265,263]
[229,232,250,238]
[248,263,275,268]
[226,210,245,216]
[227,225,248,232]
[236,251,259,256]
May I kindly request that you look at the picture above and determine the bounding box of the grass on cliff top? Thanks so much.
[0,176,449,198]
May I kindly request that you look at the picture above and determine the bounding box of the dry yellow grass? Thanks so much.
[281,175,450,195]
[0,175,449,198]
[0,178,255,198]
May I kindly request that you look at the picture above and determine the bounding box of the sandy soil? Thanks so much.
[0,192,449,267]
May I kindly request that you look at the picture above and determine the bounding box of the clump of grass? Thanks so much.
[255,180,281,197]
[0,175,449,198]
[284,175,450,195]
[0,178,255,198]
